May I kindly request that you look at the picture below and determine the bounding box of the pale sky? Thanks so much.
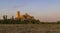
[0,0,60,22]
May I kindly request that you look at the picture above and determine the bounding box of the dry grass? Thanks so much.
[0,24,60,33]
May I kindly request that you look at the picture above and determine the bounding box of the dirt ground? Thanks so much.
[0,24,60,33]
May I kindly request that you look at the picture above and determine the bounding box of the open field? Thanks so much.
[0,24,60,33]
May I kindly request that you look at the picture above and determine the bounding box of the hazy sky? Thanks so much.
[0,0,60,22]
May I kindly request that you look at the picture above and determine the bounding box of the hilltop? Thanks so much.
[0,11,40,24]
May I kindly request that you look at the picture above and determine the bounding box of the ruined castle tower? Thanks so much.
[16,11,23,20]
[16,11,34,20]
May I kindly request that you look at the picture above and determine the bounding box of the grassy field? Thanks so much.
[0,24,60,33]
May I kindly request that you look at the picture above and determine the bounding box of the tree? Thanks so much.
[3,15,7,20]
[57,21,60,24]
